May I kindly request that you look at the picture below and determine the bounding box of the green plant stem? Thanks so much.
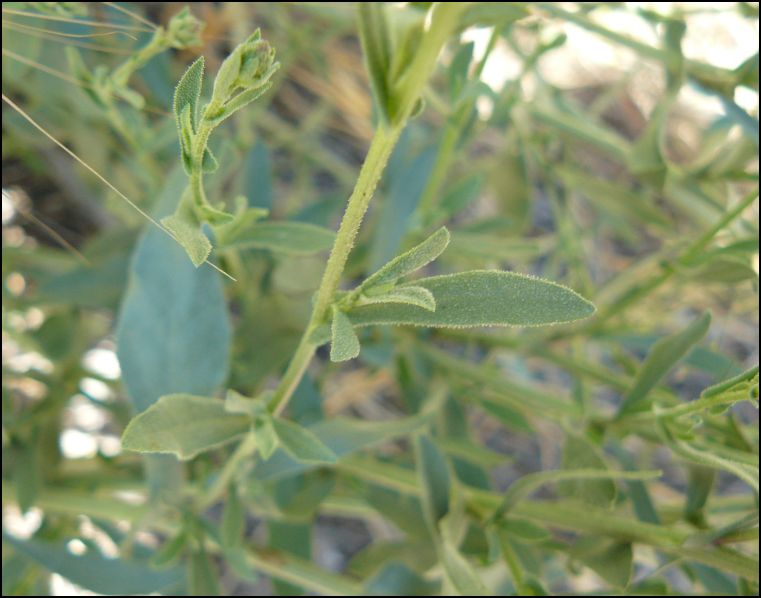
[199,432,257,509]
[190,119,215,207]
[268,124,403,415]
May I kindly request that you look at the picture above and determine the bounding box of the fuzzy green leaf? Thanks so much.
[217,221,335,255]
[202,146,219,173]
[121,394,250,460]
[360,226,450,292]
[359,285,436,311]
[349,271,594,330]
[331,307,361,362]
[173,56,204,132]
[272,418,337,464]
[160,190,212,267]
[618,312,712,415]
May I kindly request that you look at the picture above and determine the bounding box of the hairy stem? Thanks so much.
[268,124,403,415]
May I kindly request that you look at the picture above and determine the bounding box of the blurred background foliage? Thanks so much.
[1,2,759,596]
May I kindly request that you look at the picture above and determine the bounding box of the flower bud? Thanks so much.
[210,29,278,107]
[167,6,203,49]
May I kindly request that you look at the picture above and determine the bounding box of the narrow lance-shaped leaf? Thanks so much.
[441,541,491,596]
[331,307,360,362]
[618,312,712,415]
[415,434,451,529]
[3,534,183,595]
[121,394,251,460]
[358,285,436,311]
[221,484,244,549]
[272,418,337,464]
[217,221,335,255]
[490,468,662,522]
[359,226,450,293]
[173,56,204,132]
[358,2,392,123]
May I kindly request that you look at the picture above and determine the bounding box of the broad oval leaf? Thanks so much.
[121,394,250,460]
[349,270,594,329]
[272,418,337,464]
[116,169,231,413]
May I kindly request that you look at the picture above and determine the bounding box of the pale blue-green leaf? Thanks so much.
[116,169,231,413]
[244,141,273,209]
[331,308,360,362]
[217,221,335,255]
[618,312,712,415]
[272,418,337,464]
[3,533,183,595]
[121,394,250,459]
